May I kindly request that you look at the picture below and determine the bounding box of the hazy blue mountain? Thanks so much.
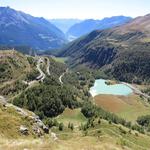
[0,7,67,50]
[49,19,81,33]
[67,16,132,39]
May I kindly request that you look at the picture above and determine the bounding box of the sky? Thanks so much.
[0,0,150,19]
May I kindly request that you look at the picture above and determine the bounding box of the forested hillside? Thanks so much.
[60,14,150,83]
[1,50,150,149]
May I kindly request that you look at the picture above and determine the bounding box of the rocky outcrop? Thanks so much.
[29,115,49,134]
[19,125,29,135]
[51,132,58,141]
[0,96,7,105]
[0,101,49,136]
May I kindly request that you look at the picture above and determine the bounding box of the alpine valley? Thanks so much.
[60,14,150,83]
[0,5,150,150]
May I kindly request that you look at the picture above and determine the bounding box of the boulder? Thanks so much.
[36,120,44,128]
[32,125,42,137]
[51,132,58,141]
[43,126,49,134]
[19,125,28,135]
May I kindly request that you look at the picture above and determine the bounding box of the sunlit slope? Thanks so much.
[60,14,150,83]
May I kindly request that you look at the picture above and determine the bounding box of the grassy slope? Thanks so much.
[1,114,150,150]
[94,94,150,121]
[53,109,150,150]
[35,120,150,150]
[0,104,35,139]
[0,105,120,150]
[0,137,122,150]
[52,56,68,64]
[56,108,87,126]
[2,115,148,150]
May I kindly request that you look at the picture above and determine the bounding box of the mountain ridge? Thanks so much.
[0,6,67,50]
[66,16,132,39]
[60,14,150,83]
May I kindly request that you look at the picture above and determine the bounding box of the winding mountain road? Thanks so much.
[122,82,150,99]
[59,68,68,85]
[23,57,49,85]
[46,58,50,76]
[36,57,46,82]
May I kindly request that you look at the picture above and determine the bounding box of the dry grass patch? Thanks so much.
[94,94,128,113]
[0,105,35,139]
[94,94,150,121]
[0,136,124,150]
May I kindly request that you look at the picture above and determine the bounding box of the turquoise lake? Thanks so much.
[90,79,133,97]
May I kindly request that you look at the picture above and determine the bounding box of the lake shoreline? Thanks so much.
[90,79,133,97]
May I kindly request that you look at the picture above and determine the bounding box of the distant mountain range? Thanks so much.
[49,19,81,33]
[66,16,132,40]
[0,7,67,50]
[0,7,133,50]
[60,14,150,83]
